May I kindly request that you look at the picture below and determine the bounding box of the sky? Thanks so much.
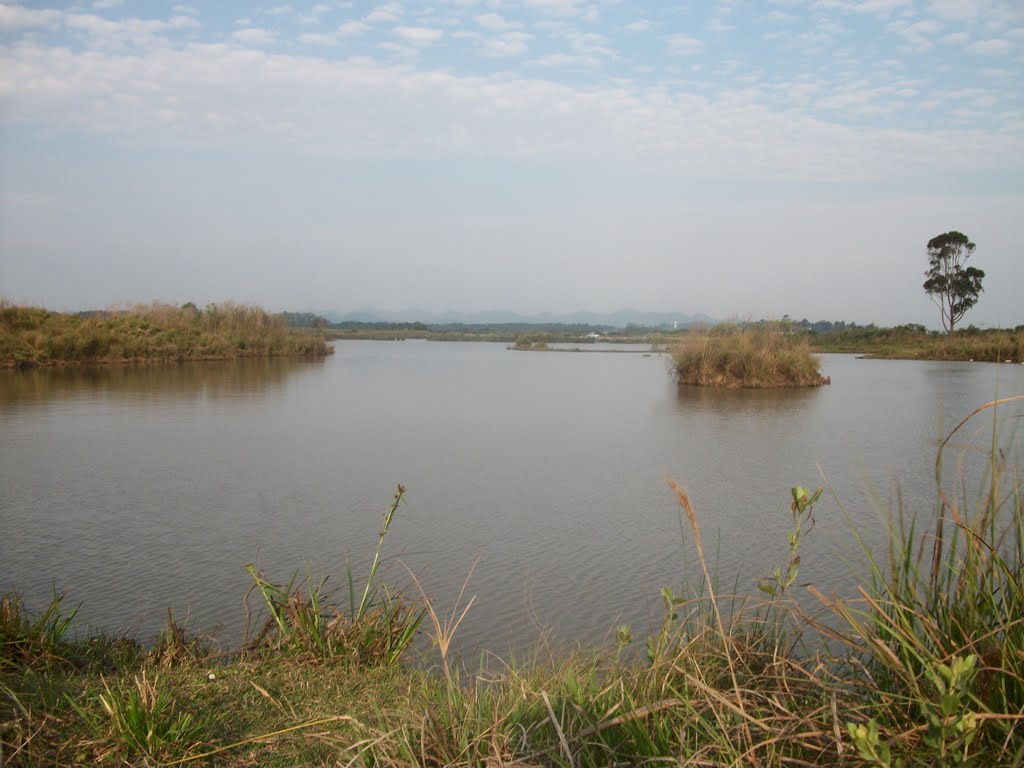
[0,1,1021,327]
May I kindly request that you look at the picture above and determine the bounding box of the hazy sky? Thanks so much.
[1,1,1021,326]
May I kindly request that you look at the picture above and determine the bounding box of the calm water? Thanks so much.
[2,343,1022,655]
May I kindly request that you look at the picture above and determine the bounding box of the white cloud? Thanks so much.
[926,0,987,22]
[624,19,651,32]
[299,32,337,45]
[480,32,530,57]
[232,27,277,46]
[567,31,615,59]
[527,52,578,67]
[708,18,735,32]
[815,0,911,14]
[0,5,62,31]
[93,0,124,9]
[966,37,1012,55]
[887,19,944,50]
[393,26,444,44]
[524,0,585,18]
[666,33,704,55]
[366,2,403,23]
[337,20,370,37]
[939,31,970,45]
[475,13,519,31]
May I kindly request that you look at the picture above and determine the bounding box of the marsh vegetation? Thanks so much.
[0,302,332,368]
[672,325,829,388]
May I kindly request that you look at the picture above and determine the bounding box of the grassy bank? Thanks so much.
[673,325,829,387]
[811,325,1023,363]
[0,302,332,368]
[4,403,1023,767]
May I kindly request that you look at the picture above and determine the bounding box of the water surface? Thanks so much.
[2,344,1021,655]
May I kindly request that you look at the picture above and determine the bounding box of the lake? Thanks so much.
[2,342,1022,656]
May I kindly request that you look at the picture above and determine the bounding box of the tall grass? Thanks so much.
[812,394,1024,765]
[0,300,332,367]
[673,324,829,388]
[241,484,423,665]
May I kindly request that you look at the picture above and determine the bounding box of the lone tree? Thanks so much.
[923,231,984,334]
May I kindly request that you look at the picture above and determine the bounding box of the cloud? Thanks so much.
[337,20,370,37]
[0,5,63,31]
[480,31,531,57]
[815,0,912,14]
[524,0,585,18]
[939,31,970,45]
[624,19,651,32]
[366,2,403,23]
[393,26,444,44]
[526,52,578,67]
[666,33,704,55]
[232,27,277,46]
[887,19,944,50]
[8,35,1016,186]
[475,12,519,31]
[965,37,1012,55]
[298,32,337,46]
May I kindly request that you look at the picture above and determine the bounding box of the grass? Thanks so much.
[3,402,1023,766]
[811,324,1023,363]
[672,324,830,388]
[0,301,332,368]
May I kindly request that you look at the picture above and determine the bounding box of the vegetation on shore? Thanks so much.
[672,325,829,388]
[809,323,1023,363]
[4,399,1022,766]
[0,302,332,368]
[294,311,1024,365]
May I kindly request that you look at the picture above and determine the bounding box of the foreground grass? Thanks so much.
[673,325,829,388]
[0,302,332,368]
[4,402,1023,766]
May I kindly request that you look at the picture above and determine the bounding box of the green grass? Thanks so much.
[672,324,830,388]
[0,301,332,368]
[3,403,1023,766]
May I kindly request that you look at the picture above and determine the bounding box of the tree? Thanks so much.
[923,231,984,334]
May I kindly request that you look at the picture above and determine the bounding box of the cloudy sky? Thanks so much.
[1,1,1021,326]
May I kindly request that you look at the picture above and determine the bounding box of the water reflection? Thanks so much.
[0,357,325,408]
[675,381,822,415]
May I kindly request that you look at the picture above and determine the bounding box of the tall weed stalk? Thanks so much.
[814,394,1024,765]
[243,484,423,665]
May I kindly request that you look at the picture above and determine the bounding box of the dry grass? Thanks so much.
[672,325,829,388]
[0,300,332,368]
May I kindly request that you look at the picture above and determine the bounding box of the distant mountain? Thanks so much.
[316,307,716,329]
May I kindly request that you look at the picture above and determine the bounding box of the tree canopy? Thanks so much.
[923,231,984,334]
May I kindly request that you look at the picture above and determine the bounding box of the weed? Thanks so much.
[95,671,208,764]
[0,588,78,670]
[242,484,423,665]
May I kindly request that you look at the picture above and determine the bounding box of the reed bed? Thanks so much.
[0,301,332,368]
[2,403,1022,766]
[672,324,829,388]
[813,325,1023,363]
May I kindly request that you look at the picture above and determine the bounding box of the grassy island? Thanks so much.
[672,326,829,388]
[0,302,332,368]
[4,399,1022,767]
